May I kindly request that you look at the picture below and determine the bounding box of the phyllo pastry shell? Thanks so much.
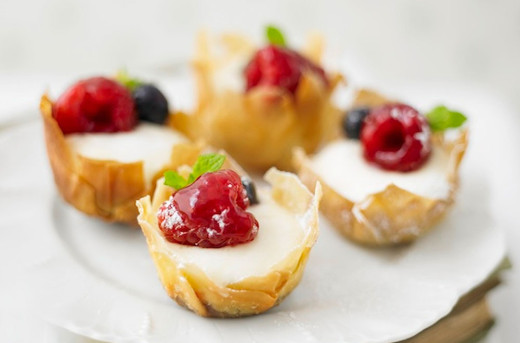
[172,33,343,171]
[294,89,468,245]
[40,95,203,225]
[136,168,322,317]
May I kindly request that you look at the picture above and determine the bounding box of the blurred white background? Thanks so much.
[0,0,520,106]
[0,0,518,342]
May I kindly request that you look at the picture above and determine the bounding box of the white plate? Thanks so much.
[0,70,512,343]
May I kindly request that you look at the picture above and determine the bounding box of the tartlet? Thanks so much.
[294,89,468,245]
[172,31,343,171]
[41,89,202,225]
[136,167,321,317]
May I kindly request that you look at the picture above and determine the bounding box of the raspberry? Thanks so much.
[361,103,431,172]
[244,45,327,94]
[157,170,259,248]
[53,77,136,134]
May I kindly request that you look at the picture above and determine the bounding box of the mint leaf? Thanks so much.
[164,170,187,190]
[188,153,226,184]
[426,105,467,132]
[163,153,226,190]
[115,69,143,92]
[266,25,286,46]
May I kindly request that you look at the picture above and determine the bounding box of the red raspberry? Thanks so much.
[157,170,259,248]
[361,103,431,172]
[244,45,327,94]
[53,77,136,134]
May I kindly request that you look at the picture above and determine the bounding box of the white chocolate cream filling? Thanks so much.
[66,123,186,184]
[156,189,305,287]
[310,139,453,202]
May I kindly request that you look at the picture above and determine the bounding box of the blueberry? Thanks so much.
[343,107,371,139]
[241,177,259,205]
[133,84,169,124]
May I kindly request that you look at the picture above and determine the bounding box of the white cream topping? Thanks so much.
[157,189,305,287]
[310,140,453,202]
[66,123,186,184]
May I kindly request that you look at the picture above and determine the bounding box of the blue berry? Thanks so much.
[241,177,259,205]
[133,84,169,124]
[343,107,370,139]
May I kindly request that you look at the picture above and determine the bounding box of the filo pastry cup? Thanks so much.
[171,33,344,171]
[294,89,468,245]
[136,168,321,317]
[40,95,203,225]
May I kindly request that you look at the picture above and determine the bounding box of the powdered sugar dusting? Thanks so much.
[211,208,229,230]
[414,125,431,156]
[158,196,183,230]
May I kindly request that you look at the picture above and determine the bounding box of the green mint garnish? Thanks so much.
[266,25,286,46]
[188,153,226,184]
[115,69,143,92]
[426,105,467,132]
[164,153,226,190]
[163,170,189,190]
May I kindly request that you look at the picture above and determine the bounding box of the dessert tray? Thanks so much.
[0,66,509,342]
